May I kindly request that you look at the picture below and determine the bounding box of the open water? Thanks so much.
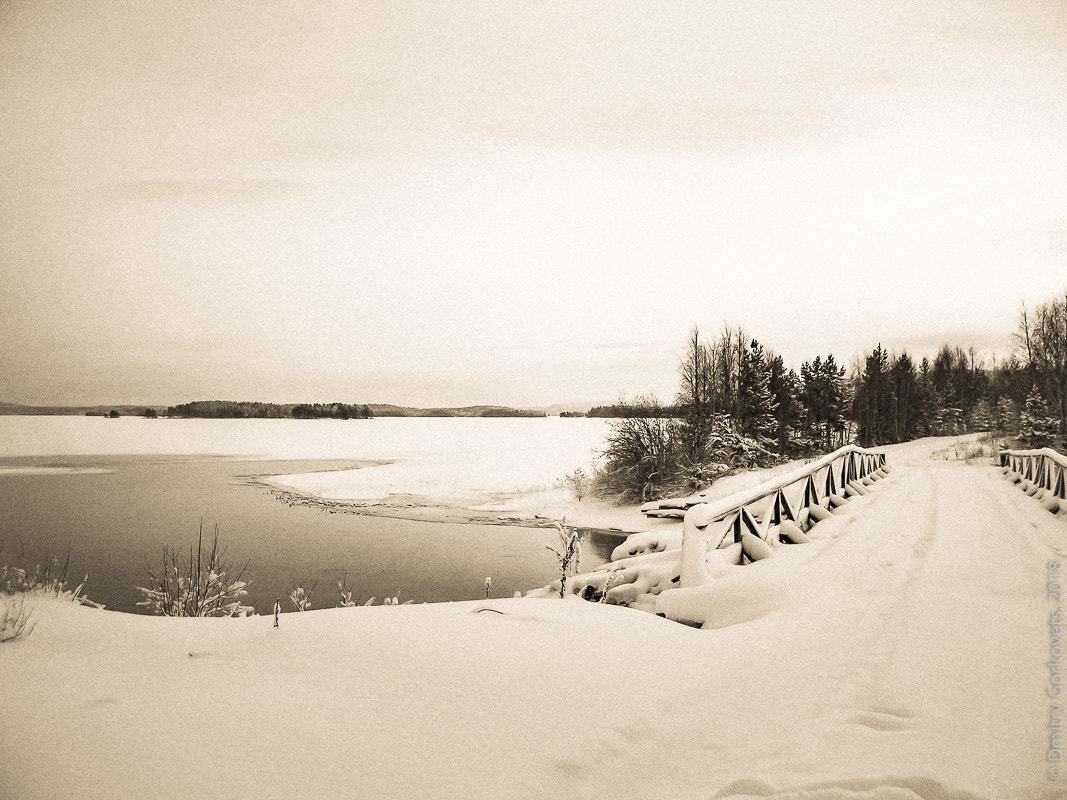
[0,416,618,614]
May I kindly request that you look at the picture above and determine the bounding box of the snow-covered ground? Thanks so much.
[3,435,1066,799]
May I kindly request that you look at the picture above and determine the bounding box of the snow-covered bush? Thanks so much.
[1,548,103,642]
[546,520,583,599]
[289,585,313,612]
[335,571,357,607]
[595,401,781,503]
[595,402,680,502]
[332,572,413,607]
[0,595,34,643]
[563,467,589,501]
[1,549,98,607]
[136,523,253,617]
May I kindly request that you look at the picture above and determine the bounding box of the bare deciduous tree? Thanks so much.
[1016,293,1067,439]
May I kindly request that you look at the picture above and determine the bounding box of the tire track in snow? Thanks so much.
[981,464,1067,564]
[830,460,1052,798]
[542,467,952,797]
[846,464,942,709]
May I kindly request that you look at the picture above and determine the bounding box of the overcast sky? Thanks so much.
[2,1,1066,407]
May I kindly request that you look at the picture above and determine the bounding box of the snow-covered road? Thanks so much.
[2,440,1065,799]
[618,454,1062,799]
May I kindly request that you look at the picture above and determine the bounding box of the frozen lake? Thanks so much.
[0,415,610,499]
[0,416,617,613]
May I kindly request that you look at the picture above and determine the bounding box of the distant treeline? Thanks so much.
[166,401,372,419]
[370,404,545,418]
[2,400,549,419]
[473,407,546,418]
[0,403,166,417]
[292,403,373,420]
[163,401,547,419]
[585,404,683,418]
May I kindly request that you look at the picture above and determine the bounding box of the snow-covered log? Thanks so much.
[611,530,683,560]
[778,521,810,544]
[545,547,684,605]
[806,504,833,525]
[741,532,774,562]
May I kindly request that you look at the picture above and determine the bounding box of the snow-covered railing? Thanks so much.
[534,444,887,611]
[640,446,885,519]
[678,445,886,588]
[999,448,1067,514]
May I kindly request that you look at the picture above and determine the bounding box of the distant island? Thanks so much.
[369,404,546,418]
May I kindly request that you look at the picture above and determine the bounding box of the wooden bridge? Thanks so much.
[564,441,1067,628]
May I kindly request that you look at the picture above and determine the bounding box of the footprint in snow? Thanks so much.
[848,705,915,731]
[712,777,778,798]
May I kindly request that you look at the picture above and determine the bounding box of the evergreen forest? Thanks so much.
[595,291,1067,502]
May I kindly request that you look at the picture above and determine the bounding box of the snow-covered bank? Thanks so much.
[266,452,818,534]
[4,435,1066,799]
[1,596,696,799]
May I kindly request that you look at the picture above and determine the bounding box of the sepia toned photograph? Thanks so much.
[1,2,1066,798]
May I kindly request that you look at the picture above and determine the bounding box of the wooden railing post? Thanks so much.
[680,505,711,588]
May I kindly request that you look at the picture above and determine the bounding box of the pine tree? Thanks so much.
[889,352,919,443]
[823,356,849,448]
[995,396,1019,433]
[1021,387,1055,448]
[967,397,994,432]
[736,339,777,441]
[915,357,939,437]
[768,354,800,454]
[940,407,964,436]
[800,355,847,450]
[1016,293,1067,440]
[854,345,893,446]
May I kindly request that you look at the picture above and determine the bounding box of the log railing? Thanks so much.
[676,445,887,588]
[1000,448,1067,512]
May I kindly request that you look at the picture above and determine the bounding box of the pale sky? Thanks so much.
[2,1,1066,408]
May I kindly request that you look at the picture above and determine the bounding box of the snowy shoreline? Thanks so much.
[260,453,822,536]
[261,469,656,533]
